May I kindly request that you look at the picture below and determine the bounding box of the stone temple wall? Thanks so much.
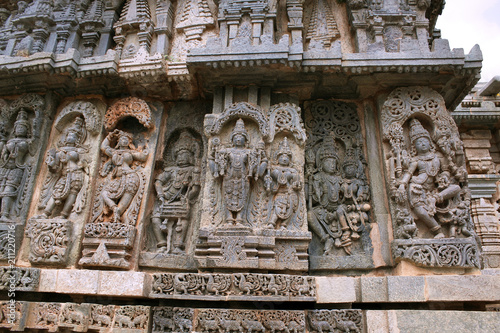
[0,0,497,332]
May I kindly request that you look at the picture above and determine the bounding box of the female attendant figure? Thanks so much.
[265,137,301,229]
[39,117,88,219]
[98,129,148,224]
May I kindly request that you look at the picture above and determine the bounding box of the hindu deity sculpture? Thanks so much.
[151,131,201,254]
[265,137,301,229]
[38,117,88,219]
[307,137,352,255]
[394,119,461,238]
[94,129,149,224]
[0,109,32,222]
[209,118,266,226]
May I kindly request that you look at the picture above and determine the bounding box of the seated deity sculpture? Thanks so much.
[151,131,201,254]
[307,137,352,255]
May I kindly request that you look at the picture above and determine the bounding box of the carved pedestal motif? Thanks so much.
[382,87,480,268]
[26,101,104,266]
[140,103,207,270]
[196,102,311,272]
[79,97,160,269]
[305,101,374,271]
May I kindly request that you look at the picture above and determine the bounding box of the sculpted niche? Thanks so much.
[305,101,373,271]
[0,94,50,263]
[25,101,104,265]
[382,87,480,268]
[196,102,310,272]
[140,102,207,270]
[79,97,161,269]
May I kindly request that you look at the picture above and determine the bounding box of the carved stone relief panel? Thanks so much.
[381,87,480,268]
[196,102,311,272]
[23,100,105,267]
[0,95,51,263]
[79,97,161,269]
[150,272,316,301]
[304,100,374,271]
[140,101,208,270]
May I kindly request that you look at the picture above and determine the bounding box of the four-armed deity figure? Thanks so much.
[395,119,460,238]
[0,109,32,222]
[38,116,88,219]
[97,129,148,224]
[339,151,371,243]
[307,137,352,255]
[265,137,301,229]
[209,118,266,226]
[152,131,201,254]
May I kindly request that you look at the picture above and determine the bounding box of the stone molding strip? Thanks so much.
[150,273,316,301]
[3,268,500,304]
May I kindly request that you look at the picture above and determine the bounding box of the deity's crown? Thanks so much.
[231,118,249,141]
[65,116,85,142]
[343,148,358,168]
[277,137,292,157]
[318,136,338,161]
[409,118,431,143]
[14,109,30,130]
[175,131,195,155]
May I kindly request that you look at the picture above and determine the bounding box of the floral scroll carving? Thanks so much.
[381,87,480,268]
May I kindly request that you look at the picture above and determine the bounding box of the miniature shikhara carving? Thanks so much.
[152,130,201,254]
[305,101,372,260]
[382,87,480,268]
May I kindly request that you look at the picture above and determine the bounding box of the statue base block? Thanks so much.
[195,229,311,272]
[25,218,71,266]
[139,252,197,271]
[79,223,136,269]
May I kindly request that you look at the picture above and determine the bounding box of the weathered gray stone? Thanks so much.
[387,276,426,302]
[316,276,358,303]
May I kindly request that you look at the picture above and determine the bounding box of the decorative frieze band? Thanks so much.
[150,273,316,301]
[0,302,363,333]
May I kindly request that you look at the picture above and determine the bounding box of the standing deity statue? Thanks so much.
[265,137,301,229]
[307,137,352,255]
[38,117,89,219]
[339,150,371,244]
[96,129,148,224]
[151,131,201,254]
[209,118,266,226]
[0,109,32,222]
[395,119,461,238]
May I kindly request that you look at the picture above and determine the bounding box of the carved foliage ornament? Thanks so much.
[104,97,153,130]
